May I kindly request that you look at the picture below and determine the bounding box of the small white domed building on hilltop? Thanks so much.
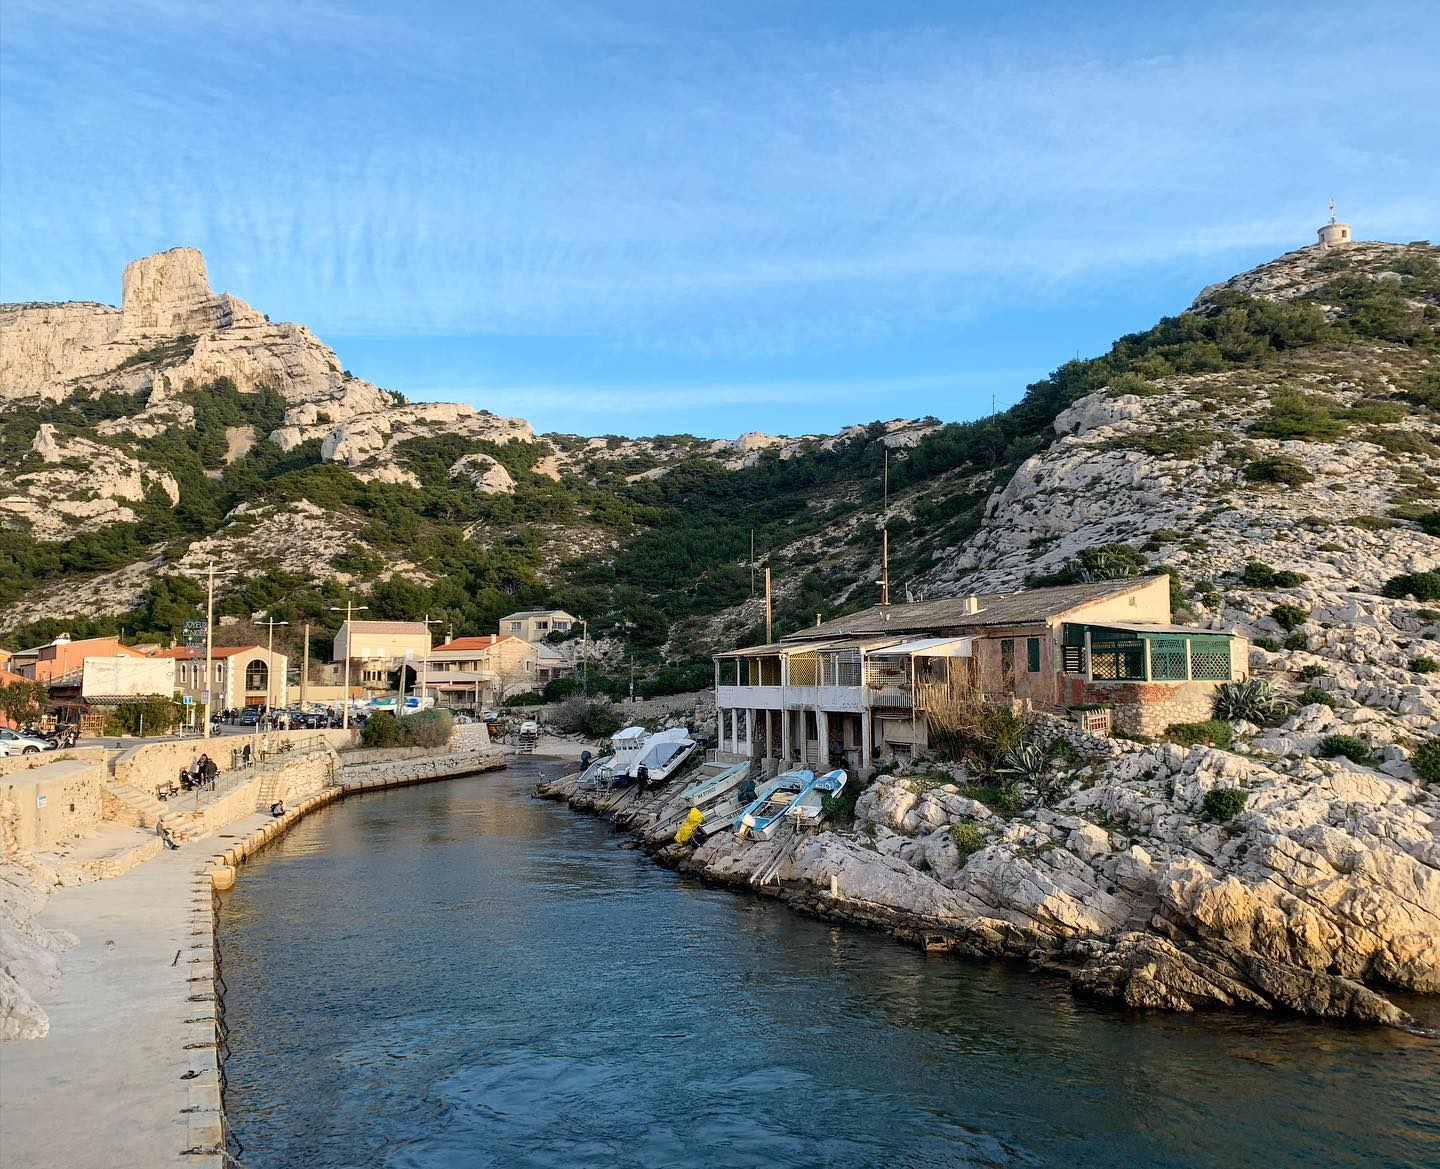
[1317,199,1352,247]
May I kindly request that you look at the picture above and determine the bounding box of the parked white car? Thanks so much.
[0,728,55,754]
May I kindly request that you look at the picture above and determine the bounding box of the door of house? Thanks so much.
[1000,639,1016,695]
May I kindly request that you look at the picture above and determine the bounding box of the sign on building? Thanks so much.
[183,619,206,648]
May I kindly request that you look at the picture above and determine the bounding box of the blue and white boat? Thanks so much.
[734,767,847,839]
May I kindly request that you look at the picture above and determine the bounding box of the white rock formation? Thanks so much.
[451,453,515,495]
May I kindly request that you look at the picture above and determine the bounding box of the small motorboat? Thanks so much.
[576,726,649,790]
[679,761,750,809]
[734,768,847,840]
[619,728,696,787]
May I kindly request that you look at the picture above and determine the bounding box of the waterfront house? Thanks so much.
[713,575,1247,770]
[418,634,541,709]
[497,609,578,643]
[333,620,433,696]
[155,644,289,712]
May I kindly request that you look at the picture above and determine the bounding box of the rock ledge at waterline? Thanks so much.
[538,721,1439,1027]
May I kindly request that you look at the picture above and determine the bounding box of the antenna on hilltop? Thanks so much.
[1329,196,1337,225]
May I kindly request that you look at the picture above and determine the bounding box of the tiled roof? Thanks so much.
[433,635,511,652]
[787,577,1164,641]
[499,610,576,621]
[340,620,431,635]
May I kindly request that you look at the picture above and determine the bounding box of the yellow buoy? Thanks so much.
[674,808,705,844]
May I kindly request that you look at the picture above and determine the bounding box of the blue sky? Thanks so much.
[2,1,1436,438]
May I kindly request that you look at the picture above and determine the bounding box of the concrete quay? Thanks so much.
[0,746,505,1169]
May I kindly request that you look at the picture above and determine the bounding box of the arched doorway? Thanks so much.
[243,658,270,707]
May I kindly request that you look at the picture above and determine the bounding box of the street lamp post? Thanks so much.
[414,613,444,714]
[328,602,369,731]
[578,618,589,695]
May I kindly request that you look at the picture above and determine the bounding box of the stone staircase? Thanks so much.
[101,781,171,830]
[254,768,289,812]
[101,781,203,841]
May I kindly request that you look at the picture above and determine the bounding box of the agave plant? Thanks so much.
[1212,678,1288,723]
[995,738,1051,783]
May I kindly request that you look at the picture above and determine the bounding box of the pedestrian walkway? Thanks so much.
[0,848,219,1168]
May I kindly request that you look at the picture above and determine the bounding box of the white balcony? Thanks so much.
[716,683,872,713]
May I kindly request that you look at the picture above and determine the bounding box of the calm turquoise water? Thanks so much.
[219,762,1439,1169]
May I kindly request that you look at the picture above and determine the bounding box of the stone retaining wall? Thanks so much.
[0,757,106,855]
[112,730,352,794]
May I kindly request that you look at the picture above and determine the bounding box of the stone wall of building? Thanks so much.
[0,758,105,855]
[1080,679,1222,735]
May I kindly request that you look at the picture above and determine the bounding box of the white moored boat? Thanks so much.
[619,727,696,786]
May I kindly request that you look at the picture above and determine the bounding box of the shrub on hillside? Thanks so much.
[541,677,582,703]
[1270,603,1308,632]
[1202,787,1248,822]
[1243,457,1313,486]
[1241,561,1308,588]
[1411,656,1439,674]
[1297,685,1336,708]
[1382,572,1440,601]
[1166,720,1233,749]
[1414,739,1440,785]
[1415,511,1440,537]
[950,821,990,865]
[1251,391,1346,441]
[1317,733,1376,767]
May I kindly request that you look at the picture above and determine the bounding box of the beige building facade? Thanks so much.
[498,609,577,643]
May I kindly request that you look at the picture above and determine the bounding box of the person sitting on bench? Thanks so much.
[270,800,285,817]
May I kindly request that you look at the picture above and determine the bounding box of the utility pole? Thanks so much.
[764,566,773,643]
[328,601,369,731]
[579,618,589,695]
[629,655,636,704]
[301,623,310,709]
[750,529,755,598]
[415,613,443,712]
[203,565,216,739]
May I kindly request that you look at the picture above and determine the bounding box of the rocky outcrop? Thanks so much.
[0,429,180,539]
[451,452,515,495]
[536,708,1440,1027]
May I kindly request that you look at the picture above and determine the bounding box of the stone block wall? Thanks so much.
[1080,680,1221,735]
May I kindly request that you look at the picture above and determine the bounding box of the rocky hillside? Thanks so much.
[2,238,1438,709]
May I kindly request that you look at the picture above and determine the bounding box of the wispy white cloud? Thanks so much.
[1,0,1436,432]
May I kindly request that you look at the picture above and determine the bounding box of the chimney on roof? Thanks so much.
[964,595,979,615]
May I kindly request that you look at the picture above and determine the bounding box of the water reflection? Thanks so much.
[220,763,1438,1169]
